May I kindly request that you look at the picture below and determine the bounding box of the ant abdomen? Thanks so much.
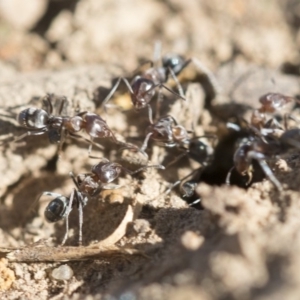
[84,113,111,138]
[17,108,49,129]
[91,162,122,183]
[44,196,69,223]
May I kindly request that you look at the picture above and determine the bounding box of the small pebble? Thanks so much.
[51,264,73,281]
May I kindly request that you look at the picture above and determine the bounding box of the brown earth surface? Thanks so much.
[1,1,300,299]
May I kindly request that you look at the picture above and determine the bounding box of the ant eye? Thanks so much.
[44,196,68,223]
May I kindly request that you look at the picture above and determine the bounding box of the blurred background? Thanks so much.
[0,0,300,74]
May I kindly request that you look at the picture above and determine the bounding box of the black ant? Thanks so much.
[102,50,220,122]
[139,114,214,200]
[251,92,295,132]
[5,94,135,154]
[140,115,214,163]
[39,158,164,245]
[101,52,197,123]
[226,126,300,191]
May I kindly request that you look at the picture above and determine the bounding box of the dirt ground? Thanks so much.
[1,0,300,299]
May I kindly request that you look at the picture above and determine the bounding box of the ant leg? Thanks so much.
[26,191,63,217]
[190,58,222,96]
[165,151,187,168]
[68,133,104,150]
[58,97,68,116]
[102,183,122,190]
[165,168,199,195]
[167,66,185,98]
[122,163,165,175]
[87,137,95,156]
[78,199,83,246]
[155,87,164,120]
[227,122,242,132]
[158,84,186,101]
[247,151,282,191]
[57,129,66,158]
[147,104,154,124]
[3,130,46,147]
[102,77,134,111]
[226,166,235,185]
[61,189,76,245]
[69,171,80,190]
[140,132,153,154]
[189,198,201,206]
[44,94,54,115]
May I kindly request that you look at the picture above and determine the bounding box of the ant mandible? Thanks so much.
[39,158,164,245]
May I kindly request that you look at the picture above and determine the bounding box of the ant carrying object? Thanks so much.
[39,158,164,245]
[7,93,134,154]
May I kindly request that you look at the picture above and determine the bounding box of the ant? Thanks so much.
[139,114,214,199]
[140,115,214,164]
[39,158,164,245]
[102,50,220,123]
[250,92,295,132]
[101,50,199,123]
[5,94,135,154]
[226,126,300,191]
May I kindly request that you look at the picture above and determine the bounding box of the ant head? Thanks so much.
[131,77,155,109]
[17,108,49,129]
[162,54,185,75]
[188,139,213,164]
[91,161,122,183]
[44,195,69,223]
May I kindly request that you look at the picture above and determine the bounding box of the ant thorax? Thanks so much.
[146,116,174,143]
[144,67,166,85]
[63,116,83,133]
[76,173,100,196]
[172,125,189,144]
